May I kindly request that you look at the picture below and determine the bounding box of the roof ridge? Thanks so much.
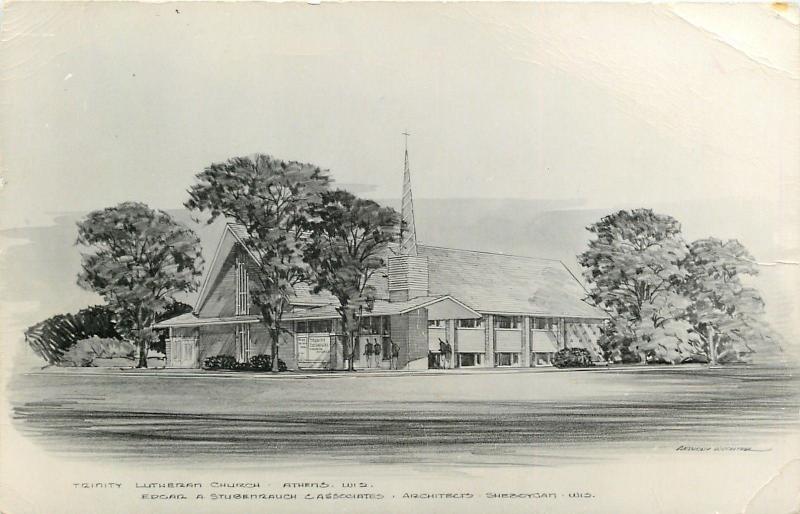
[231,223,567,265]
[416,242,566,264]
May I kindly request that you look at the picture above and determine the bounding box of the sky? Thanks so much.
[0,2,798,364]
[0,3,797,226]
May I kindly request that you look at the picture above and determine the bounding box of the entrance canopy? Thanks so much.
[284,295,482,322]
[422,296,481,321]
[154,295,482,329]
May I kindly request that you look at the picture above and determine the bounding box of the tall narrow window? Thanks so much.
[236,324,251,362]
[235,258,248,315]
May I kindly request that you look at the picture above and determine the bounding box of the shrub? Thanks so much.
[202,354,287,371]
[552,347,595,368]
[60,337,136,367]
[248,354,288,372]
[25,306,122,365]
[202,355,238,370]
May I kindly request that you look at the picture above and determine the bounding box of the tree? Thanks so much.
[682,238,776,364]
[25,305,122,365]
[76,202,204,367]
[186,154,330,371]
[578,209,698,363]
[303,190,399,371]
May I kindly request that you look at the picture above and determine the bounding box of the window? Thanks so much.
[235,259,249,315]
[362,316,386,335]
[428,319,444,328]
[457,318,483,329]
[235,324,251,362]
[532,317,557,330]
[494,316,521,329]
[533,352,553,366]
[459,353,484,367]
[296,321,308,334]
[495,352,519,366]
[308,320,332,334]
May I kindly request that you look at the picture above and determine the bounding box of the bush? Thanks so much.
[248,354,288,372]
[25,306,122,365]
[60,337,136,367]
[598,328,641,363]
[202,355,238,370]
[552,347,595,368]
[248,354,272,370]
[202,354,287,372]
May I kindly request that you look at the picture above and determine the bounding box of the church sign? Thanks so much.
[296,333,332,368]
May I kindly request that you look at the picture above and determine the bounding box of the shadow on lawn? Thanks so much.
[10,366,800,466]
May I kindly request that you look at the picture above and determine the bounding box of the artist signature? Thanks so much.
[675,445,771,452]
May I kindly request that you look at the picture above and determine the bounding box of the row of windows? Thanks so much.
[457,352,554,367]
[428,316,562,330]
[295,320,334,334]
[430,319,485,329]
[495,316,559,330]
[295,317,393,335]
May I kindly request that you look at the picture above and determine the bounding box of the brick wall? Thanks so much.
[390,309,429,370]
[522,316,532,367]
[484,314,495,367]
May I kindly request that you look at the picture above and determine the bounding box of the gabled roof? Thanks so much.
[227,223,387,306]
[193,224,355,313]
[193,223,605,321]
[192,224,240,314]
[418,245,606,319]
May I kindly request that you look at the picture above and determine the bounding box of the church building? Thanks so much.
[155,146,607,370]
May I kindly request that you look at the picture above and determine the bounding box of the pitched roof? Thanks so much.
[218,224,605,319]
[418,245,605,318]
[226,224,363,306]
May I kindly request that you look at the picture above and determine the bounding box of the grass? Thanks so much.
[9,365,799,466]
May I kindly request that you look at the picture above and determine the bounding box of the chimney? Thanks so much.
[388,255,429,301]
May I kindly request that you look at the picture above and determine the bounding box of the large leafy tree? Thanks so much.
[303,190,399,370]
[578,209,697,363]
[681,238,776,363]
[186,154,330,371]
[76,202,204,367]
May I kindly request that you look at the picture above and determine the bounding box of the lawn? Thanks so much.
[9,365,800,466]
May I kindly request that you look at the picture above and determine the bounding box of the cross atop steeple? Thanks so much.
[400,131,418,256]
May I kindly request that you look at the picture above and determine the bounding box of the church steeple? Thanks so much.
[400,131,418,256]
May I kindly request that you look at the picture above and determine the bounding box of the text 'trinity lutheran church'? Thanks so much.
[155,144,607,370]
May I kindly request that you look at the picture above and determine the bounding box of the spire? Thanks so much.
[400,131,418,256]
